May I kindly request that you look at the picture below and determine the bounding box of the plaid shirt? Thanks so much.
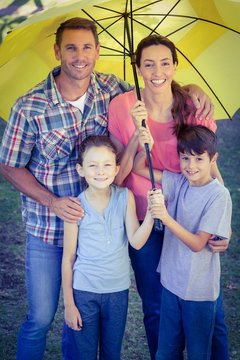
[0,67,132,245]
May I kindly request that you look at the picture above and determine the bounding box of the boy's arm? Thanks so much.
[125,190,154,250]
[62,221,82,331]
[133,150,163,183]
[150,191,211,252]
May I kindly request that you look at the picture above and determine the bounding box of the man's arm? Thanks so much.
[183,84,214,120]
[0,164,83,222]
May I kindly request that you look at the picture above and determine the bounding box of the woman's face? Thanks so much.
[138,44,177,93]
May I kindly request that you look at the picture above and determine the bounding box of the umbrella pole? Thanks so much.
[131,59,163,232]
[125,7,163,231]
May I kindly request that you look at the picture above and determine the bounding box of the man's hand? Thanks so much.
[50,196,84,222]
[184,84,214,120]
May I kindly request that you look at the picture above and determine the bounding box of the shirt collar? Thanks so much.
[44,66,101,106]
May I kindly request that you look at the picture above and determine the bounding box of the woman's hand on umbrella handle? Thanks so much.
[131,100,148,128]
[138,126,154,151]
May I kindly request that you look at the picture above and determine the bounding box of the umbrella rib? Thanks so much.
[177,47,232,119]
[81,9,130,55]
[130,13,240,34]
[149,0,182,35]
[93,5,124,16]
[130,0,164,14]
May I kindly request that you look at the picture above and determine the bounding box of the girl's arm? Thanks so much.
[110,130,139,185]
[125,190,154,250]
[150,191,211,252]
[133,149,163,183]
[62,221,82,331]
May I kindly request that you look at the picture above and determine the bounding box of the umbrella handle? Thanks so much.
[142,120,163,233]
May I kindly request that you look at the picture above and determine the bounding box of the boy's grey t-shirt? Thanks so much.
[158,171,232,301]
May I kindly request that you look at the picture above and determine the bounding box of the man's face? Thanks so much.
[54,28,100,82]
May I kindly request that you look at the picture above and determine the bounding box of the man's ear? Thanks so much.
[76,163,84,177]
[54,43,60,61]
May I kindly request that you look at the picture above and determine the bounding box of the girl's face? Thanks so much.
[138,44,177,94]
[76,146,119,190]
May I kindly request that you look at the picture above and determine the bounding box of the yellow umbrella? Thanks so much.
[0,0,240,120]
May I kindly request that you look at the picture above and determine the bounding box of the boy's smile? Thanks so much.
[179,151,217,186]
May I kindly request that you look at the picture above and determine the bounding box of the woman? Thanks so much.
[108,34,229,360]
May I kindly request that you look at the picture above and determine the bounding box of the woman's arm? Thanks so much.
[133,150,163,183]
[62,222,82,331]
[110,131,139,185]
[211,161,224,185]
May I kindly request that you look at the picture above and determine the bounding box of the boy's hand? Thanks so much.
[64,304,83,331]
[148,189,169,224]
[138,126,154,151]
[131,100,148,128]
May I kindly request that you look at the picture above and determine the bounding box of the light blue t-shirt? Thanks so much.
[73,185,130,293]
[158,171,232,301]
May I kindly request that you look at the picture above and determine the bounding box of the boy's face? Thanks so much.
[76,146,119,190]
[179,151,217,186]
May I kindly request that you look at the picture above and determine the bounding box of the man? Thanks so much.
[0,17,227,360]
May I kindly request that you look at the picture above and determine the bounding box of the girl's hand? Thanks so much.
[131,100,148,129]
[64,304,83,331]
[138,126,154,151]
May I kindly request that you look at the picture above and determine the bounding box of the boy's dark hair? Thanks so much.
[135,34,195,136]
[77,135,120,165]
[177,125,218,159]
[55,17,99,47]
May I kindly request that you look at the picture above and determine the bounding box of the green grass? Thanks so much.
[0,117,239,359]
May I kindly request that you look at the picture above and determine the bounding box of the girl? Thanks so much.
[62,135,159,360]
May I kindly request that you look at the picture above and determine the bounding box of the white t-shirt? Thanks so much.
[68,92,87,113]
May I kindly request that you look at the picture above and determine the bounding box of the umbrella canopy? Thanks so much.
[0,0,239,120]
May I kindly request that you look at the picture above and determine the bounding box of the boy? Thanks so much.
[135,124,232,360]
